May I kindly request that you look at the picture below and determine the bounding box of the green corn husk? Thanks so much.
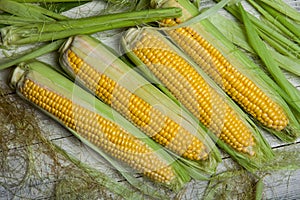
[19,2,69,20]
[0,7,182,47]
[152,0,236,29]
[248,0,300,43]
[58,34,221,179]
[38,1,92,13]
[207,12,300,77]
[0,15,47,25]
[215,0,300,59]
[0,0,69,35]
[0,39,64,70]
[122,27,275,172]
[9,61,191,193]
[151,0,300,142]
[13,0,92,15]
[0,0,56,21]
[257,0,300,23]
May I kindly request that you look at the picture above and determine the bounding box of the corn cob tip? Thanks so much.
[150,0,165,8]
[59,36,74,54]
[247,148,255,156]
[123,28,139,45]
[10,64,26,89]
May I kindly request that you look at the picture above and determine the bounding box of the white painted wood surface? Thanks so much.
[0,1,299,199]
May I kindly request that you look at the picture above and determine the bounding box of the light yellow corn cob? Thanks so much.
[160,17,288,131]
[18,76,175,184]
[128,29,256,156]
[65,47,208,161]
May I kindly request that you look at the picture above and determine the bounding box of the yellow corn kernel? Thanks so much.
[66,49,208,161]
[130,30,256,156]
[20,78,175,184]
[161,18,288,131]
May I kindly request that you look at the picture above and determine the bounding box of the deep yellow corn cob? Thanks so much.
[13,65,176,184]
[160,17,288,131]
[61,37,209,161]
[127,29,256,156]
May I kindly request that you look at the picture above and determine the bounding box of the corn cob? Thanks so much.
[123,27,259,156]
[10,61,188,188]
[150,0,300,142]
[154,3,288,132]
[59,35,213,161]
[122,27,277,172]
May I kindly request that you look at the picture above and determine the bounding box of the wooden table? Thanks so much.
[1,1,299,199]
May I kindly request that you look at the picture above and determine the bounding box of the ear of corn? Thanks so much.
[151,0,300,142]
[9,61,192,192]
[59,35,221,177]
[122,27,274,172]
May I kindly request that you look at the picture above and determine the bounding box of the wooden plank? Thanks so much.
[0,0,299,199]
[0,94,299,199]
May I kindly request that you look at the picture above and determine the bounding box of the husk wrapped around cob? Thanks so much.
[59,35,221,179]
[9,61,192,192]
[150,0,300,142]
[122,27,274,172]
[0,0,182,47]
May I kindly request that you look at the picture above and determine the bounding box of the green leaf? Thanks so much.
[248,0,300,44]
[257,0,300,38]
[258,0,300,23]
[0,0,55,21]
[175,0,239,29]
[215,0,300,58]
[0,40,65,70]
[239,2,300,119]
[1,7,182,47]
